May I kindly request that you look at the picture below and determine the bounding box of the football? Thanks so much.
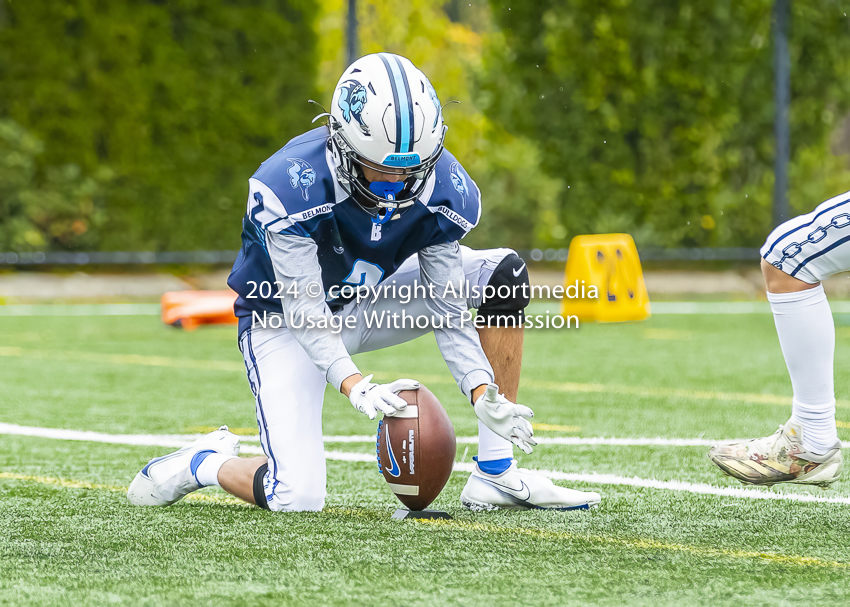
[376,385,456,511]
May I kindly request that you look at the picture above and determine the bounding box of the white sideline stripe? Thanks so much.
[0,423,375,463]
[1,424,848,450]
[512,469,850,506]
[223,434,850,450]
[3,422,850,505]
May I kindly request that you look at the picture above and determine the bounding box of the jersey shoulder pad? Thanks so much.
[425,150,482,240]
[247,127,337,234]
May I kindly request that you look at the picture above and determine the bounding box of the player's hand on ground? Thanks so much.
[473,384,537,454]
[348,374,420,420]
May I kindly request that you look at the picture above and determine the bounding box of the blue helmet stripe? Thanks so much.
[380,53,413,154]
[390,55,415,154]
[378,54,403,153]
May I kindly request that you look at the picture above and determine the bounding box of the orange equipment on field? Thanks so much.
[161,290,238,330]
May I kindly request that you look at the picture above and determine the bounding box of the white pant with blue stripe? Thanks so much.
[761,190,850,284]
[238,246,515,511]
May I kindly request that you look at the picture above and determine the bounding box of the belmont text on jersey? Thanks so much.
[227,127,481,333]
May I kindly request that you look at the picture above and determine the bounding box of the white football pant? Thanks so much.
[761,191,850,455]
[762,189,850,283]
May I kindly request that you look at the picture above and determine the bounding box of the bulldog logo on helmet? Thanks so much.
[287,158,316,201]
[337,80,370,135]
[449,162,467,208]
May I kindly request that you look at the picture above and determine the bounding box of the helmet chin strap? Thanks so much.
[368,182,405,224]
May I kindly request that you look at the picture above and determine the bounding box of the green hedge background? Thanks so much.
[1,0,849,252]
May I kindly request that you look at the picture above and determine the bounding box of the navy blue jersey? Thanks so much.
[227,127,481,320]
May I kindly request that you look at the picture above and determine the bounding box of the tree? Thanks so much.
[0,0,318,251]
[313,0,561,250]
[0,119,109,251]
[479,0,850,248]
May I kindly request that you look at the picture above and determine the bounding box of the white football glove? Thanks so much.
[473,383,537,454]
[348,374,420,420]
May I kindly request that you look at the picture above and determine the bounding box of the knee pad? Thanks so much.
[477,253,530,328]
[253,463,271,510]
[257,465,326,512]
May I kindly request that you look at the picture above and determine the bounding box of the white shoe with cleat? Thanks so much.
[127,426,240,506]
[709,420,842,488]
[460,460,601,511]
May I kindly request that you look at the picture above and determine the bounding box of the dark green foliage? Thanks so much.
[479,1,850,248]
[0,0,318,251]
[0,119,110,251]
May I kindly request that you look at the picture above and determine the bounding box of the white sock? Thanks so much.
[477,420,513,462]
[767,284,838,454]
[791,399,837,453]
[195,453,238,487]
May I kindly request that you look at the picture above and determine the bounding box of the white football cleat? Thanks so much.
[709,420,843,488]
[127,426,240,506]
[461,461,601,511]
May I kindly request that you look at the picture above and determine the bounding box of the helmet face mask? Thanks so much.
[323,53,447,214]
[329,119,446,213]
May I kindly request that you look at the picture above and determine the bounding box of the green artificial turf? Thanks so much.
[2,313,850,606]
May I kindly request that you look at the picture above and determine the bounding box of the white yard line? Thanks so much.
[513,469,850,506]
[1,423,847,449]
[172,432,850,450]
[2,422,849,505]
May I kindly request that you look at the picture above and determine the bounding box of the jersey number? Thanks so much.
[343,259,385,287]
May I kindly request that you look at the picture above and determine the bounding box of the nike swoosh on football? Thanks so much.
[512,263,526,277]
[384,428,401,477]
[480,477,530,501]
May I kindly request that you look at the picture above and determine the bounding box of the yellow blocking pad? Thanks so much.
[561,234,650,322]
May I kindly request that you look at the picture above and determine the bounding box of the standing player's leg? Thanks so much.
[709,193,850,487]
[762,259,838,454]
[128,325,329,511]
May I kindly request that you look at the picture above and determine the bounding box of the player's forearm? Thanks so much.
[433,328,495,401]
[266,231,360,390]
[419,242,495,401]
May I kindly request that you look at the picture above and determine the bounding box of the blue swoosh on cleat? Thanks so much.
[384,428,401,478]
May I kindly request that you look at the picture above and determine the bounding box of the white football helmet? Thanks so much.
[322,53,447,214]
